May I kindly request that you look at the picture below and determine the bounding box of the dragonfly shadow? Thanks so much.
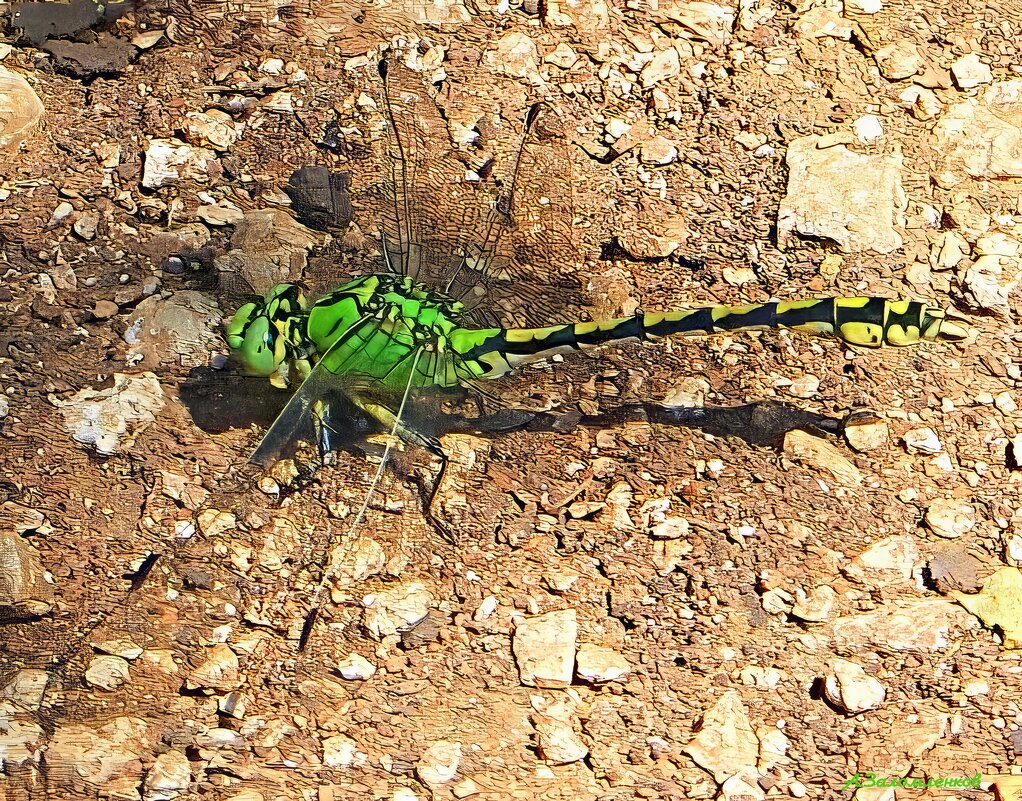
[179,367,286,435]
[423,400,852,449]
[179,366,402,462]
[180,365,853,456]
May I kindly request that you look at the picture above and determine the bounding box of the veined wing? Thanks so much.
[247,311,444,466]
[341,43,587,329]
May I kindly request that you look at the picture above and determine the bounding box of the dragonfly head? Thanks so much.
[226,283,308,379]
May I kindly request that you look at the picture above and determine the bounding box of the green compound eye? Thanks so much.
[226,300,258,350]
[227,302,279,376]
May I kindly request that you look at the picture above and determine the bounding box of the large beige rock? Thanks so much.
[778,136,905,253]
[0,65,44,153]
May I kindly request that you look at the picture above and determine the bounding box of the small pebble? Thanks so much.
[925,498,976,539]
[416,740,462,788]
[903,427,942,453]
[844,419,889,451]
[84,655,131,690]
[995,392,1018,415]
[950,53,993,89]
[852,114,883,143]
[823,659,886,713]
[337,653,376,681]
[73,213,99,240]
[92,300,119,319]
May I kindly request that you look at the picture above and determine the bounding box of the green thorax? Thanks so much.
[304,273,494,392]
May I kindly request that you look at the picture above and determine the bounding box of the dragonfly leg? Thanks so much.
[422,449,456,545]
[312,399,340,464]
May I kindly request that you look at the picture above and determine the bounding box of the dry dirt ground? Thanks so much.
[1,0,1021,800]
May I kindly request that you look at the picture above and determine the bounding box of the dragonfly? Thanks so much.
[222,46,967,643]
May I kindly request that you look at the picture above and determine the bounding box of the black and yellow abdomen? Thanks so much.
[448,296,968,380]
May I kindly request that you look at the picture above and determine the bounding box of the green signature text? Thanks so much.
[842,772,982,790]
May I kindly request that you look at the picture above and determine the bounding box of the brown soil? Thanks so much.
[0,1,1018,800]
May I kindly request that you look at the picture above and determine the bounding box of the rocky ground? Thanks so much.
[1,0,1021,799]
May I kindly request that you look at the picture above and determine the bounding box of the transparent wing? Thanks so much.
[248,315,448,466]
[322,44,590,329]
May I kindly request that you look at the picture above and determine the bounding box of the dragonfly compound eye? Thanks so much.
[226,301,282,376]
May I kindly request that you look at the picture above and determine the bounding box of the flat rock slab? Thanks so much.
[778,135,905,253]
[513,608,578,688]
[932,80,1022,186]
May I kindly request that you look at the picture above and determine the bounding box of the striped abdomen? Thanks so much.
[449,297,967,381]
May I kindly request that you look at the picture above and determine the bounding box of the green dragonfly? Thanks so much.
[224,53,966,469]
[220,50,966,643]
[227,275,966,463]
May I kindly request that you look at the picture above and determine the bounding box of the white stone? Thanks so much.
[784,431,862,486]
[323,734,361,767]
[995,392,1018,415]
[925,499,976,539]
[650,517,690,539]
[791,585,837,622]
[778,136,905,254]
[84,656,131,691]
[846,535,920,585]
[852,114,884,143]
[788,374,820,399]
[873,41,924,80]
[721,769,766,800]
[605,118,632,140]
[183,110,241,151]
[544,43,578,69]
[640,48,681,88]
[141,138,217,188]
[184,644,241,692]
[903,427,942,453]
[513,609,577,688]
[961,234,1021,314]
[657,1,735,46]
[931,230,970,270]
[0,711,44,768]
[55,373,166,455]
[575,644,630,683]
[844,420,890,451]
[951,54,993,89]
[832,599,972,652]
[416,740,462,787]
[682,691,759,783]
[258,58,285,75]
[0,65,45,152]
[739,665,782,688]
[363,581,433,639]
[452,777,481,798]
[337,653,376,681]
[484,32,540,80]
[793,7,853,39]
[2,669,49,709]
[963,679,989,697]
[910,87,943,120]
[92,639,144,660]
[143,750,190,801]
[932,81,1022,185]
[845,0,881,12]
[824,659,886,713]
[535,717,588,764]
[639,135,678,165]
[474,595,498,620]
